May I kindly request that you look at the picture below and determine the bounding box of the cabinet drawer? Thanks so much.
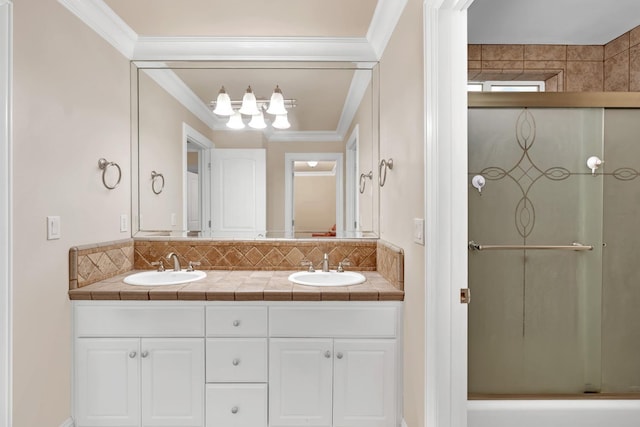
[269,306,398,337]
[206,306,267,337]
[206,338,267,383]
[206,384,267,427]
[75,304,204,337]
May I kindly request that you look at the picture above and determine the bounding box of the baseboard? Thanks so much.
[59,417,74,427]
[402,418,409,427]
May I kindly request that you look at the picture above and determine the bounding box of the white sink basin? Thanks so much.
[288,270,366,287]
[124,270,206,286]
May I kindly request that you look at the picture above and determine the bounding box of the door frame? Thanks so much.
[284,152,344,238]
[182,123,214,233]
[423,1,472,427]
[0,2,11,427]
[345,125,359,233]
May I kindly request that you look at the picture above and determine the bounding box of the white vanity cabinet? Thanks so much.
[73,303,205,427]
[268,305,400,427]
[205,305,268,427]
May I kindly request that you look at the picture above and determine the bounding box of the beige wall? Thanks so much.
[468,25,640,92]
[12,0,131,425]
[293,174,336,233]
[378,0,425,425]
[138,72,213,230]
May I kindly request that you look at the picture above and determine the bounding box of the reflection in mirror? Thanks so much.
[133,62,379,239]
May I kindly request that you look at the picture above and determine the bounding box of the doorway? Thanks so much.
[182,123,213,234]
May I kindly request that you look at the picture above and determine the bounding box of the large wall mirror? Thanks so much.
[132,61,379,239]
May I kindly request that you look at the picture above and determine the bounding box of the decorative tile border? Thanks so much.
[69,239,135,289]
[376,240,404,290]
[134,239,378,272]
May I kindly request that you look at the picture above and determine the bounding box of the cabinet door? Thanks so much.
[75,338,140,427]
[333,339,397,427]
[269,338,333,427]
[141,338,204,427]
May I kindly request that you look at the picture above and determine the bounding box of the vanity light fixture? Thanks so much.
[210,85,296,130]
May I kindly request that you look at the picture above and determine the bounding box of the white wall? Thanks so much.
[12,0,130,425]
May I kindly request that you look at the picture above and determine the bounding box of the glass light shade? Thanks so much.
[212,86,234,116]
[307,161,318,168]
[248,111,267,129]
[266,85,287,115]
[226,110,245,129]
[239,86,260,116]
[272,113,291,130]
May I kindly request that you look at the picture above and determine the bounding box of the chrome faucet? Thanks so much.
[166,252,181,271]
[322,253,330,272]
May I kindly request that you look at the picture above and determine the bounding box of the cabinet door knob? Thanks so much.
[232,358,240,366]
[129,351,137,358]
[141,351,149,358]
[233,320,240,327]
[231,406,239,414]
[336,352,344,359]
[324,351,331,358]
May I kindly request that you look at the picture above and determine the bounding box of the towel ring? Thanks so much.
[359,171,373,194]
[98,158,121,190]
[378,158,393,187]
[151,171,165,195]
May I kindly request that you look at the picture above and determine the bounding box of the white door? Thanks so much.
[187,171,200,231]
[211,148,266,238]
[141,338,204,427]
[75,338,140,427]
[333,339,397,427]
[269,338,333,427]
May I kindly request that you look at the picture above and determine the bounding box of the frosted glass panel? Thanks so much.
[468,108,604,395]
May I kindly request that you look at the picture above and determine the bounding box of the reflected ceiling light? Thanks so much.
[272,113,291,130]
[307,161,318,168]
[212,86,234,116]
[266,85,287,115]
[211,85,296,130]
[248,111,267,130]
[226,110,245,130]
[239,86,260,116]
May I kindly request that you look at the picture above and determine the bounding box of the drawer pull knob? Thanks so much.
[141,351,149,358]
[232,358,240,366]
[337,352,344,359]
[324,351,331,358]
[129,351,137,358]
[231,406,239,414]
[233,320,240,327]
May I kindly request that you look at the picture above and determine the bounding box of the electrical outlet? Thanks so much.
[47,216,61,240]
[171,213,177,226]
[413,218,425,245]
[120,214,128,232]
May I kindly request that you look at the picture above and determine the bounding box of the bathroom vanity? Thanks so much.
[70,276,403,427]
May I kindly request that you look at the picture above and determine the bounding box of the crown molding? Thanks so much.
[336,70,372,137]
[57,0,137,58]
[142,69,219,130]
[134,36,377,62]
[57,0,407,62]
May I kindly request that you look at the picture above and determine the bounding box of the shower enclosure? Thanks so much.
[468,101,640,400]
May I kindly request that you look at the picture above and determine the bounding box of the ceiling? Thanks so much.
[469,0,640,45]
[103,0,378,38]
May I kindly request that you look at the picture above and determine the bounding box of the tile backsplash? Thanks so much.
[69,238,405,291]
[69,239,134,289]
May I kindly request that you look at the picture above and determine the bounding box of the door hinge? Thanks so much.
[208,220,211,228]
[460,288,471,304]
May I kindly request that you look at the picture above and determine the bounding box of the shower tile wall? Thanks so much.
[468,24,640,92]
[468,108,604,394]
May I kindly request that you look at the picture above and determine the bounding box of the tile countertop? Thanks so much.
[68,270,404,302]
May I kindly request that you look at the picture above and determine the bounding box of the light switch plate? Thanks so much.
[47,216,61,240]
[413,218,425,245]
[120,214,128,232]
